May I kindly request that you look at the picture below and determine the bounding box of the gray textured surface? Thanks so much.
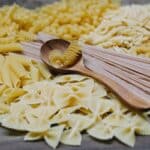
[0,0,150,150]
[0,126,150,150]
[0,0,55,8]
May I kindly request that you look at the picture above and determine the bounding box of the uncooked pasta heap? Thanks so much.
[0,1,150,149]
[81,5,150,57]
[0,0,118,53]
[0,75,150,149]
[0,53,51,88]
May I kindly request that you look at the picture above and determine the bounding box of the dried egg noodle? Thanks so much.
[0,75,150,148]
[82,5,150,57]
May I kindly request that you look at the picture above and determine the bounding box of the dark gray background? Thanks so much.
[0,0,150,8]
[0,0,150,150]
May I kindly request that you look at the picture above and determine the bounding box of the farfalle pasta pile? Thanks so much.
[0,0,118,53]
[0,74,150,149]
[81,5,150,57]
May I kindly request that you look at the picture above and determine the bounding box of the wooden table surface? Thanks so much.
[0,0,150,150]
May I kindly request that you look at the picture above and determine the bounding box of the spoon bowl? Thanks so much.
[40,39,82,74]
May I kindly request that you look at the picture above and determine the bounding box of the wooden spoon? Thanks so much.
[40,39,150,109]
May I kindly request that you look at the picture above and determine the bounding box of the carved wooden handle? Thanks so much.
[75,58,150,109]
[77,45,150,109]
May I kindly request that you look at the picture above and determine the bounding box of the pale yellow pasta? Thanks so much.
[9,53,31,67]
[81,4,150,57]
[16,31,36,42]
[2,88,26,104]
[8,56,30,79]
[114,127,135,147]
[21,79,34,87]
[0,1,119,53]
[0,86,27,117]
[54,74,87,83]
[0,103,9,114]
[0,55,5,83]
[44,125,65,149]
[87,121,114,140]
[2,103,29,131]
[0,37,16,44]
[0,54,51,88]
[24,132,43,141]
[0,75,150,149]
[67,114,93,132]
[52,85,76,108]
[0,74,2,84]
[0,55,5,65]
[0,0,150,148]
[35,62,51,79]
[9,69,21,88]
[0,43,22,53]
[61,130,82,146]
[24,125,65,149]
[0,84,8,96]
[4,4,18,20]
[30,65,40,82]
[49,106,82,125]
[1,60,12,87]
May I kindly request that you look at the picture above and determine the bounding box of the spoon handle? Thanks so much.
[73,58,150,109]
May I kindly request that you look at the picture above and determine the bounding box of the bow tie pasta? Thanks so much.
[0,74,150,149]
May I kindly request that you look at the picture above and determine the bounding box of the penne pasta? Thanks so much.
[0,43,22,53]
[0,84,8,96]
[0,74,2,84]
[35,62,51,79]
[17,31,36,42]
[1,59,13,87]
[3,88,26,104]
[0,37,15,44]
[21,79,33,87]
[0,53,51,88]
[9,69,21,88]
[0,55,5,83]
[7,56,30,79]
[30,65,40,82]
[9,53,31,68]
